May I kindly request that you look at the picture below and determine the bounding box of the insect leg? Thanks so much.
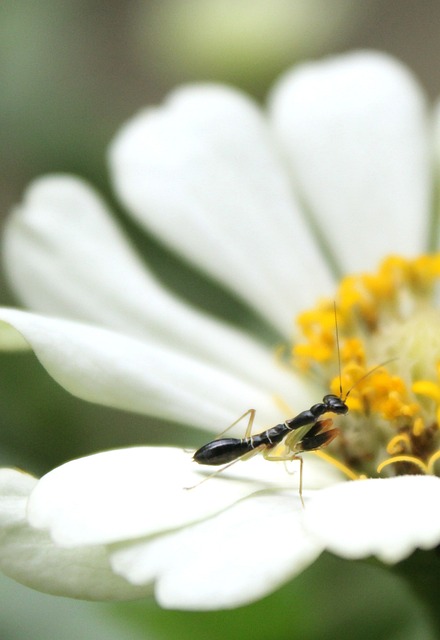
[262,447,305,507]
[185,442,266,490]
[216,408,256,439]
[185,409,256,456]
[184,458,243,490]
[298,456,304,508]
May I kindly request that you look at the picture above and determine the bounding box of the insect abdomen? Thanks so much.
[193,438,251,465]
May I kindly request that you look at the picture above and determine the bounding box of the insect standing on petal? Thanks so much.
[191,305,393,506]
[192,395,346,506]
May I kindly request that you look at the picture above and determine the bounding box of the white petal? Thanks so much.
[27,447,269,547]
[110,492,323,610]
[0,308,282,430]
[270,51,431,272]
[302,476,440,563]
[3,175,299,394]
[0,573,145,640]
[0,469,148,600]
[109,85,334,336]
[0,468,38,527]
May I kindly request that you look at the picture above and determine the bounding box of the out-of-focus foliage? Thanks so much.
[132,0,363,94]
[0,573,146,640]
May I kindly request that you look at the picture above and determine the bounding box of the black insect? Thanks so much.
[191,304,392,505]
[192,396,346,505]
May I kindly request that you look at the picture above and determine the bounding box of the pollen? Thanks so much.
[293,254,440,481]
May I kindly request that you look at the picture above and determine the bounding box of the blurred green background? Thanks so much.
[1,1,440,638]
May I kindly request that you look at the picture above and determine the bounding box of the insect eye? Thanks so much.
[323,395,348,414]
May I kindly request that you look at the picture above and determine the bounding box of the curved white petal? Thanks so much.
[270,51,431,272]
[0,469,37,526]
[302,476,440,563]
[0,308,283,430]
[3,175,300,394]
[110,492,323,610]
[109,85,334,336]
[0,469,148,600]
[27,447,270,547]
[0,321,30,350]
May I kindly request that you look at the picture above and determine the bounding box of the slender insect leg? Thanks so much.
[243,409,257,438]
[298,456,304,508]
[186,412,256,454]
[185,443,266,490]
[184,458,242,490]
[212,409,257,440]
[262,448,305,507]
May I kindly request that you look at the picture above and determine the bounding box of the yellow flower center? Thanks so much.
[293,254,440,480]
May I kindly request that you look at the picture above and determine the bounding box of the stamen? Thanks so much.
[412,417,425,437]
[272,395,295,416]
[427,450,440,474]
[386,434,411,455]
[412,380,440,403]
[377,456,428,475]
[312,450,362,481]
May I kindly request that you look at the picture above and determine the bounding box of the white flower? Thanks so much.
[1,50,440,610]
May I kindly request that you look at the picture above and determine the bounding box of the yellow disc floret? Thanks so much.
[293,254,440,479]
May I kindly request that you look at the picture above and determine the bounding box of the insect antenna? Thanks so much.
[333,302,397,402]
[333,302,343,398]
[343,358,398,401]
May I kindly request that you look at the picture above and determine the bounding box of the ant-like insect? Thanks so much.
[192,399,345,506]
[192,306,391,505]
